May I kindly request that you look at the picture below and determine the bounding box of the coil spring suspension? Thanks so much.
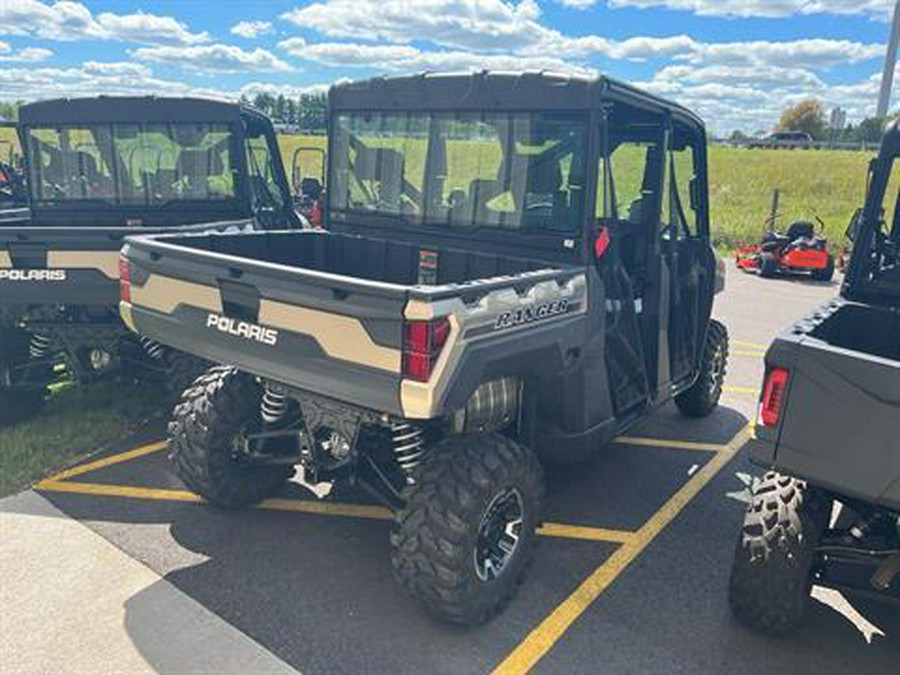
[29,333,52,360]
[139,335,165,361]
[390,421,426,479]
[261,383,289,424]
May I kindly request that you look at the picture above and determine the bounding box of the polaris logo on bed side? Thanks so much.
[0,269,67,281]
[495,299,570,330]
[206,314,279,346]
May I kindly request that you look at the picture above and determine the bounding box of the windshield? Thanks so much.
[329,111,587,233]
[26,123,237,206]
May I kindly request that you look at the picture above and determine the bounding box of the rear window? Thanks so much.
[26,123,237,206]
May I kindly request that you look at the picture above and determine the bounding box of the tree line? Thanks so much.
[240,92,327,132]
[730,98,896,145]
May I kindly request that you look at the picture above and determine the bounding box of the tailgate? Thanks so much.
[122,233,409,416]
[0,220,252,307]
[773,336,900,509]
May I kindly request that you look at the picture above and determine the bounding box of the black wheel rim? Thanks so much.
[474,487,524,582]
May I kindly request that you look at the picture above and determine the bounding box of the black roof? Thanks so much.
[330,71,704,130]
[19,96,263,125]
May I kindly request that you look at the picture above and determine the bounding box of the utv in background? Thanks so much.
[121,72,729,624]
[0,96,298,424]
[730,120,900,634]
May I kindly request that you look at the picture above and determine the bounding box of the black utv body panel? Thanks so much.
[750,121,900,511]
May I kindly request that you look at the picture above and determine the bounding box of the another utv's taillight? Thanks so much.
[402,317,451,382]
[119,255,131,303]
[759,367,790,427]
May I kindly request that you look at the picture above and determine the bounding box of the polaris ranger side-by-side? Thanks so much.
[0,96,298,424]
[121,73,729,624]
[730,121,900,634]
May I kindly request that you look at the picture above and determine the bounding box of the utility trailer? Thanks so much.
[121,72,729,624]
[730,120,900,635]
[0,96,299,424]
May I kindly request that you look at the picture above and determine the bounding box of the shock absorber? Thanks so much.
[261,382,289,424]
[28,333,53,360]
[139,335,165,361]
[390,421,426,480]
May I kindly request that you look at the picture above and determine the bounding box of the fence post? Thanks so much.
[766,188,780,235]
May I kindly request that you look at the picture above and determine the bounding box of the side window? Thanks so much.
[663,144,699,239]
[597,138,661,223]
[247,132,285,210]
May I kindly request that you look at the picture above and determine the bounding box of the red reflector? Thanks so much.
[759,367,790,427]
[594,227,611,259]
[402,318,451,383]
[119,255,131,303]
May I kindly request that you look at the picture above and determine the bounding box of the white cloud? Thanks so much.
[231,20,273,39]
[685,38,885,69]
[278,37,595,75]
[0,42,52,62]
[0,1,210,44]
[132,44,293,73]
[282,0,551,52]
[557,0,598,7]
[608,1,895,20]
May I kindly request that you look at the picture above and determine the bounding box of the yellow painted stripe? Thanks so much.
[537,523,635,544]
[724,385,760,396]
[35,480,200,502]
[732,339,767,350]
[35,479,636,545]
[258,498,392,521]
[492,424,753,675]
[38,441,168,483]
[614,436,722,453]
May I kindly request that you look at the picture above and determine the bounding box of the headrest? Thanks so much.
[177,148,224,176]
[354,147,405,181]
[526,159,562,193]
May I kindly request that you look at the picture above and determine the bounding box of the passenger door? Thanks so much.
[660,121,716,389]
[594,117,666,416]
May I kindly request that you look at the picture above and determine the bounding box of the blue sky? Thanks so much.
[0,1,897,134]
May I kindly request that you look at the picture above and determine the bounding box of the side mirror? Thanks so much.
[689,176,701,212]
[845,208,862,242]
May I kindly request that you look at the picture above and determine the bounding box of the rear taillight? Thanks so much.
[119,255,131,303]
[759,367,790,427]
[402,317,451,383]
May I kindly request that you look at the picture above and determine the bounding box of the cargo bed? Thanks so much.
[122,229,585,418]
[754,298,900,509]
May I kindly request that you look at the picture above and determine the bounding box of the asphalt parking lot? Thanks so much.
[25,264,900,674]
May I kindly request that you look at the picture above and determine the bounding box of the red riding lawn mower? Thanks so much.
[735,218,835,281]
[291,145,326,228]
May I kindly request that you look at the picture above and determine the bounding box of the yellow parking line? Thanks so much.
[724,385,759,397]
[614,436,722,453]
[732,339,767,350]
[537,523,636,544]
[730,350,766,358]
[39,441,168,483]
[492,424,753,675]
[35,480,200,502]
[34,479,636,545]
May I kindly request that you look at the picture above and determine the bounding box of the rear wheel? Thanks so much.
[675,319,728,418]
[390,433,544,625]
[759,253,778,278]
[163,349,209,403]
[810,255,835,282]
[168,366,291,508]
[729,472,831,635]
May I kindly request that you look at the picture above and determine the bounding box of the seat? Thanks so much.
[176,148,224,199]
